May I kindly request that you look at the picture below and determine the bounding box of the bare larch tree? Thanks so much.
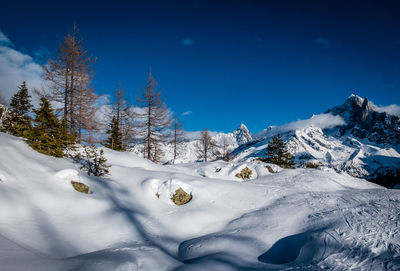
[196,128,217,162]
[171,113,185,162]
[136,70,171,162]
[42,24,98,142]
[221,135,231,161]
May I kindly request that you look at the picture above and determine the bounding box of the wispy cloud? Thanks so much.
[277,113,345,132]
[257,113,345,138]
[0,29,44,104]
[374,104,400,117]
[181,110,192,116]
[0,30,12,46]
[315,37,330,49]
[181,38,194,46]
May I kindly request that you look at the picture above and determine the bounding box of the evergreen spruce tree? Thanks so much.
[57,117,76,149]
[24,97,63,157]
[259,134,295,168]
[5,82,33,136]
[104,116,125,151]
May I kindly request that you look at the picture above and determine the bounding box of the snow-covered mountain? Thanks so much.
[231,95,400,186]
[233,123,253,145]
[128,95,399,187]
[326,94,400,145]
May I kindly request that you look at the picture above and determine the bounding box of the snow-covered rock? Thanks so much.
[233,123,253,145]
[0,104,11,129]
[327,94,400,145]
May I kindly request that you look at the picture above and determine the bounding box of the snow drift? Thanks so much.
[1,132,400,270]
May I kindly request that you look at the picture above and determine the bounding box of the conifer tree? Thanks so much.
[136,70,171,162]
[57,117,76,149]
[259,134,295,168]
[104,82,135,147]
[104,115,125,151]
[24,97,64,157]
[80,145,110,177]
[5,82,32,136]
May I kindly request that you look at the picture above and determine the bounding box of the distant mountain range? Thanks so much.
[1,95,399,187]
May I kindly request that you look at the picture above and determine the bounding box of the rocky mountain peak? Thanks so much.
[347,94,364,107]
[233,124,253,145]
[326,95,400,145]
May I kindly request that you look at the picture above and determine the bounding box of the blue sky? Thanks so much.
[1,0,399,133]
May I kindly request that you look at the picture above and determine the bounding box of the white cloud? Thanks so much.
[181,110,192,116]
[257,113,346,138]
[279,113,345,131]
[374,104,400,117]
[0,29,44,104]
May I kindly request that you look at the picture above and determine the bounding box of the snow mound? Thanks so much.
[142,178,193,205]
[55,169,80,180]
[1,132,400,270]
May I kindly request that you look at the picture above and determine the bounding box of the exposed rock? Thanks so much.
[171,188,192,205]
[233,124,253,145]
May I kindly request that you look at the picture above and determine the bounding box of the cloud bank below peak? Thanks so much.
[373,104,400,117]
[257,113,346,138]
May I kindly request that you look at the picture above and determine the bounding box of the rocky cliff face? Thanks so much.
[233,124,253,145]
[326,94,400,145]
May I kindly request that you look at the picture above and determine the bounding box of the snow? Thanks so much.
[1,132,400,270]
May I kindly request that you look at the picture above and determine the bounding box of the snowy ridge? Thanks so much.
[2,132,400,270]
[231,95,400,181]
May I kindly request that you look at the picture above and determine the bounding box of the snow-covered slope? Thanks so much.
[232,95,400,184]
[1,132,400,270]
